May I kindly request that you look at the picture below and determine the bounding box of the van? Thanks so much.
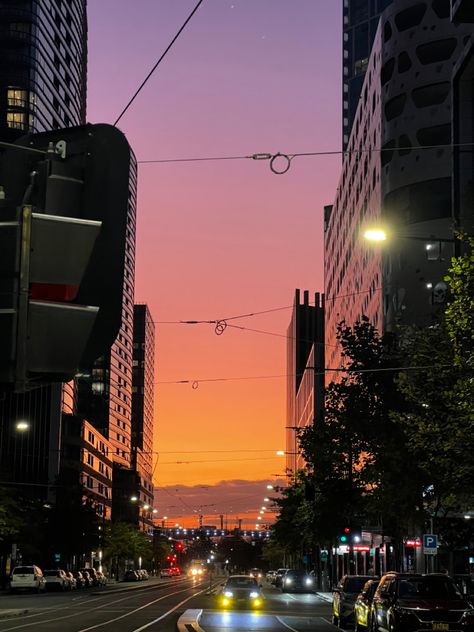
[10,566,46,593]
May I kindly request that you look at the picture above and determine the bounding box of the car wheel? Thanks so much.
[332,615,339,626]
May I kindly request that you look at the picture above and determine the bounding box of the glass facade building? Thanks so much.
[0,0,87,138]
[343,0,393,148]
[286,290,325,475]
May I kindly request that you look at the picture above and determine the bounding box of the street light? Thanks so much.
[131,495,138,502]
[266,485,273,490]
[263,497,270,502]
[15,421,30,432]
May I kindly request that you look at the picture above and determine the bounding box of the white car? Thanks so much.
[43,569,70,591]
[10,566,46,593]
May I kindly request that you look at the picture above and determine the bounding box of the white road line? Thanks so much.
[131,587,210,632]
[321,617,335,625]
[0,581,200,632]
[276,616,300,632]
[76,585,196,632]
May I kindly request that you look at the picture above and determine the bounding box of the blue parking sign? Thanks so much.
[423,534,438,555]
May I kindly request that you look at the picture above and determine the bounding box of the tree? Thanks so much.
[104,522,152,577]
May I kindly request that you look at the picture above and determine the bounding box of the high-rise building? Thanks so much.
[0,0,87,138]
[0,0,87,498]
[131,304,155,532]
[77,160,137,468]
[343,0,393,148]
[286,290,325,474]
[327,0,471,367]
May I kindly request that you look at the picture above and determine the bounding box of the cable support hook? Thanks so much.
[214,320,227,335]
[269,152,292,175]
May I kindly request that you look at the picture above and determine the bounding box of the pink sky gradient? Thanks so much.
[86,0,342,523]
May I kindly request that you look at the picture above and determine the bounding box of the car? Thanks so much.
[332,575,374,628]
[72,571,86,589]
[281,569,315,593]
[218,575,264,609]
[139,570,149,581]
[65,572,77,589]
[171,567,181,576]
[123,569,140,582]
[354,579,380,631]
[371,572,474,632]
[249,568,263,580]
[43,569,70,591]
[79,568,99,587]
[160,568,173,578]
[10,565,46,593]
[274,568,290,587]
[266,570,277,582]
[80,570,92,587]
[96,570,107,586]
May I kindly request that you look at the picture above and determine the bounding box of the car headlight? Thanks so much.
[305,578,313,585]
[285,578,292,584]
[191,569,197,575]
[250,591,259,598]
[222,598,230,606]
[253,598,262,606]
[224,591,233,598]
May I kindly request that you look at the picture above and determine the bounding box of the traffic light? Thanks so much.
[339,527,351,543]
[0,124,132,391]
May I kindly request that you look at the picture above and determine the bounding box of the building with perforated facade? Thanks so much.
[327,0,472,369]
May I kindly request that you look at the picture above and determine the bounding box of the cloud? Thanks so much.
[153,478,281,528]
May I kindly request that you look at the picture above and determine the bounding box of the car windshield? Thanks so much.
[398,577,462,599]
[346,578,371,593]
[13,567,34,574]
[287,571,307,577]
[226,578,258,588]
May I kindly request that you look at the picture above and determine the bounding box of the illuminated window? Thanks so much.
[6,111,26,130]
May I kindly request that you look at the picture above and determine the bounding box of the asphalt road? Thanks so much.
[0,577,334,632]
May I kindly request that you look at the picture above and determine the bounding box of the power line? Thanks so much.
[137,142,474,174]
[114,0,205,125]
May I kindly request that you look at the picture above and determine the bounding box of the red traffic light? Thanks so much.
[344,527,350,533]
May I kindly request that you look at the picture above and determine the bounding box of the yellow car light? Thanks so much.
[253,598,262,607]
[222,598,230,606]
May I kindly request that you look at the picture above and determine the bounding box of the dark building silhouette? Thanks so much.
[286,290,325,474]
[343,0,393,148]
[0,0,87,498]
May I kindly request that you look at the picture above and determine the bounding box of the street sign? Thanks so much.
[423,534,438,555]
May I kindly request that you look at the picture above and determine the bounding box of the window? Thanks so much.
[384,94,407,121]
[6,111,26,130]
[7,88,28,108]
[87,453,94,467]
[394,4,427,31]
[88,431,95,445]
[381,58,395,85]
[416,124,450,147]
[412,82,450,108]
[398,52,412,73]
[431,0,450,20]
[416,38,457,64]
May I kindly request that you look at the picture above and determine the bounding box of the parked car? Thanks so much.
[72,571,86,589]
[65,572,77,589]
[80,570,92,588]
[371,572,474,632]
[354,579,380,631]
[281,569,315,593]
[332,575,374,628]
[81,567,99,586]
[123,569,140,582]
[10,565,46,594]
[43,569,70,591]
[139,570,149,580]
[160,568,173,578]
[218,575,264,609]
[274,568,290,587]
[96,570,107,586]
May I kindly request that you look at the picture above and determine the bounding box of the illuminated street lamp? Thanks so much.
[266,485,273,490]
[15,421,30,432]
[131,495,138,502]
[276,450,285,456]
[263,497,270,502]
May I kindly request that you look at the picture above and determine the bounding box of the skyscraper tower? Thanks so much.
[0,0,87,138]
[343,0,393,148]
[0,0,88,495]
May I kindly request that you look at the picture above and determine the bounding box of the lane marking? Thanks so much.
[76,585,199,632]
[0,581,202,632]
[132,588,210,631]
[276,616,300,632]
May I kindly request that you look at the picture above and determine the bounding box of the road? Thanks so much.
[0,577,334,632]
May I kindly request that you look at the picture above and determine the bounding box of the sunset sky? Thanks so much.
[87,0,342,528]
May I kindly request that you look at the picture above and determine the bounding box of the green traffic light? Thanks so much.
[340,535,347,542]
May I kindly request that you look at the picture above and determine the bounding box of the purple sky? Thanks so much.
[86,0,342,527]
